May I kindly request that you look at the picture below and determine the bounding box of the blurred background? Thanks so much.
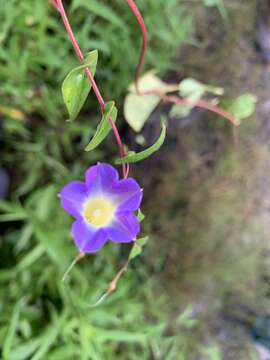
[1,0,270,359]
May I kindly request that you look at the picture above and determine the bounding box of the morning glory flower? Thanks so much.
[59,163,143,253]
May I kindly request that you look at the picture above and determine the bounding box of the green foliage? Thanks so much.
[171,78,224,117]
[124,72,175,132]
[0,0,192,121]
[0,1,195,358]
[115,121,166,164]
[221,93,257,121]
[85,101,117,151]
[0,0,192,195]
[0,189,164,359]
[129,237,149,260]
[62,50,98,121]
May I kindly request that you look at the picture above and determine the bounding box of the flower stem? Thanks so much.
[62,251,85,281]
[89,259,130,307]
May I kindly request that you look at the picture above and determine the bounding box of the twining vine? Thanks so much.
[51,0,255,303]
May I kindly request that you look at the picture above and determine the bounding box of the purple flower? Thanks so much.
[59,163,143,253]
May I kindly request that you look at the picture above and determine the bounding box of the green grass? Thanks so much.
[1,0,192,196]
[0,0,194,358]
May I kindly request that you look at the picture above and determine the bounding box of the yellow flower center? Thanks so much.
[83,197,114,227]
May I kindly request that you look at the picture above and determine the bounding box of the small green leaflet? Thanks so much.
[137,209,145,222]
[85,101,117,151]
[171,78,224,118]
[179,78,224,97]
[221,93,257,121]
[129,236,149,260]
[115,121,166,164]
[62,50,98,121]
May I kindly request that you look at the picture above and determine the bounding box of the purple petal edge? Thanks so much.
[59,181,87,219]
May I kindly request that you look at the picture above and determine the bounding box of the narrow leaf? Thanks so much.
[129,243,142,260]
[85,101,117,151]
[137,236,149,247]
[129,236,149,260]
[62,50,98,121]
[115,122,166,164]
[3,299,23,358]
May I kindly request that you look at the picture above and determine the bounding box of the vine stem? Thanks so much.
[90,259,130,307]
[126,0,240,126]
[62,251,85,281]
[52,0,129,178]
[144,90,239,126]
[126,0,148,93]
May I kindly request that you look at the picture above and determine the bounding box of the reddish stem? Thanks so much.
[162,94,240,126]
[126,0,148,93]
[53,0,129,178]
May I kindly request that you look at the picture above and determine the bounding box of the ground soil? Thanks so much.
[135,1,270,358]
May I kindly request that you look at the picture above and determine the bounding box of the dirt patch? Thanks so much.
[136,0,270,358]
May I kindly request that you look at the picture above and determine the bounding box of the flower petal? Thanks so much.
[107,212,140,243]
[85,163,119,194]
[110,178,143,212]
[72,220,108,252]
[59,181,87,219]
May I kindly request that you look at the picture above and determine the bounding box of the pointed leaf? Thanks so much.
[115,122,166,164]
[62,50,98,121]
[137,236,149,247]
[129,243,142,260]
[137,209,145,222]
[129,236,149,260]
[85,101,117,151]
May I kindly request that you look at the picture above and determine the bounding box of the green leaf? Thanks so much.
[85,101,117,151]
[71,0,126,29]
[129,236,149,260]
[137,209,145,222]
[115,121,166,164]
[171,79,204,117]
[62,50,98,121]
[222,93,257,120]
[137,236,149,247]
[129,243,142,260]
[3,299,24,358]
[9,339,42,360]
[32,311,67,360]
[124,71,175,132]
[179,78,206,98]
[179,78,224,97]
[171,78,224,118]
[17,244,45,271]
[124,93,160,132]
